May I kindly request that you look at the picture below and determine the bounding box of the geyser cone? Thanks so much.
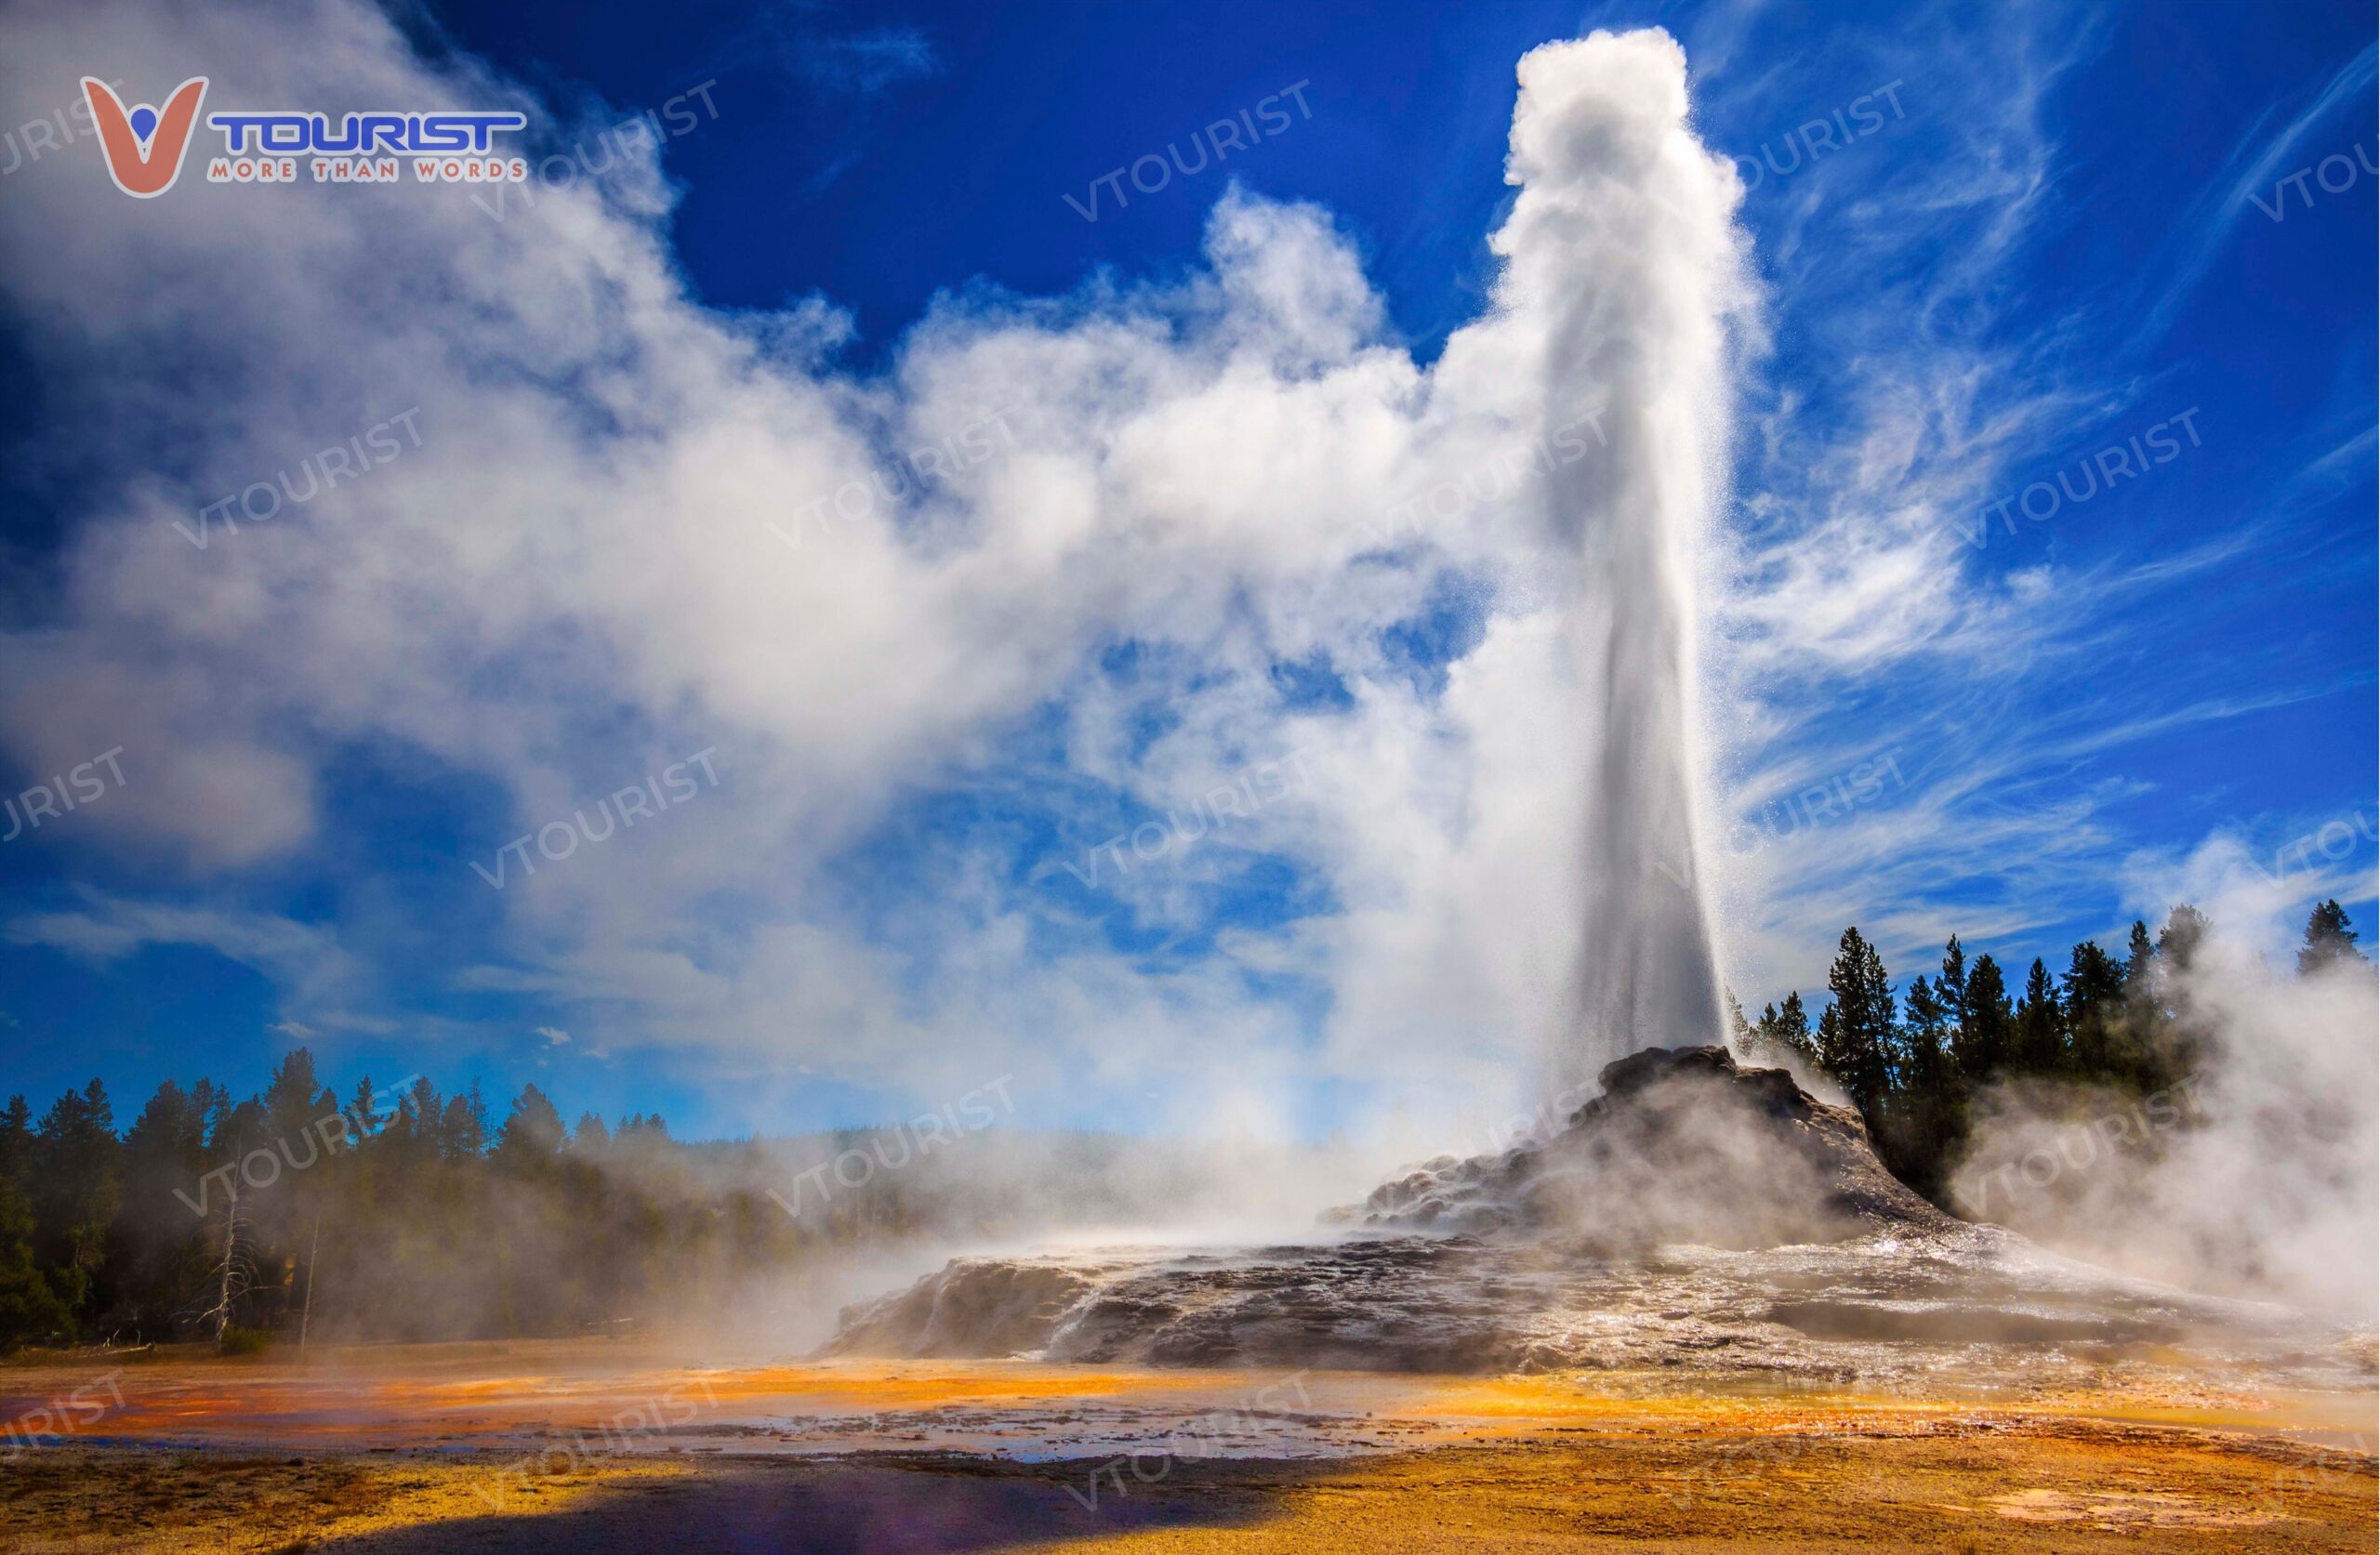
[1488,31,1744,1077]
[828,1048,2352,1381]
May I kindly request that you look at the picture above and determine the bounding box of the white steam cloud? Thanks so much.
[0,3,1746,1137]
[1952,837,2379,1316]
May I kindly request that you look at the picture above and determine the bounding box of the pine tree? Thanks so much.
[1937,936,1969,1052]
[112,1081,217,1335]
[0,1095,32,1194]
[2142,904,2216,1079]
[2114,919,2169,1084]
[1901,975,1950,1091]
[1752,992,1816,1064]
[0,1176,71,1351]
[1887,973,1959,1198]
[495,1087,567,1167]
[0,1046,986,1346]
[347,1077,380,1140]
[1814,1002,1847,1087]
[439,1085,491,1162]
[263,1050,320,1140]
[1819,928,1896,1119]
[2014,957,2064,1074]
[567,1112,612,1157]
[2122,920,2154,988]
[191,1077,227,1138]
[2061,942,2127,1079]
[1957,954,2015,1078]
[245,1051,328,1295]
[2298,900,2366,974]
[2156,903,2210,970]
[1774,990,1814,1061]
[1724,988,1754,1052]
[30,1081,120,1324]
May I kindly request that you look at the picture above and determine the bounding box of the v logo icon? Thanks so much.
[82,76,208,198]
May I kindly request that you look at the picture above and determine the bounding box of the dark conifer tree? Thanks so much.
[30,1081,119,1324]
[1819,928,1896,1121]
[1813,1001,1845,1086]
[2156,903,2210,970]
[379,1077,437,1180]
[2122,920,2154,988]
[0,1049,974,1349]
[496,1086,568,1166]
[2061,942,2127,1078]
[1884,973,1958,1196]
[1957,953,2016,1080]
[1724,988,1754,1052]
[0,1176,71,1351]
[262,1050,320,1141]
[1937,936,1969,1059]
[1733,908,2231,1214]
[1752,992,1816,1064]
[0,1095,32,1193]
[2014,957,2064,1074]
[2298,900,2366,974]
[111,1082,216,1334]
[568,1112,612,1156]
[1775,990,1814,1061]
[440,1086,491,1163]
[2117,919,2177,1089]
[1901,975,1950,1089]
[347,1077,381,1141]
[2149,904,2218,1079]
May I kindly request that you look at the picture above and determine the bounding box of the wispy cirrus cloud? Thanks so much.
[716,3,945,99]
[2127,40,2379,354]
[1678,0,2374,1001]
[798,25,943,97]
[6,890,377,1032]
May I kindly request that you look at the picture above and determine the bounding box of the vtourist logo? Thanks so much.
[82,77,208,197]
[82,74,530,193]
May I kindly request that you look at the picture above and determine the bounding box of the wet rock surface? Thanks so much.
[826,1048,2365,1386]
[1338,1044,1949,1247]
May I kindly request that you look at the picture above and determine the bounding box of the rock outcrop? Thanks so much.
[1337,1044,1951,1247]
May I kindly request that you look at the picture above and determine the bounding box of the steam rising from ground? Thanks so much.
[829,1048,2366,1384]
[1953,928,2379,1318]
[723,1123,1406,1352]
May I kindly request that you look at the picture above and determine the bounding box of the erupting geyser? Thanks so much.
[1473,31,1747,1080]
[826,34,2360,1398]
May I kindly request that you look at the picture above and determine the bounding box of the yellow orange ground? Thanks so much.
[3,1427,2373,1552]
[0,1345,2370,1551]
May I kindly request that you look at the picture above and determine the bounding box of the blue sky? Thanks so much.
[0,0,2371,1143]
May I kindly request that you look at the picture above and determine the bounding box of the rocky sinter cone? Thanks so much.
[825,1046,2349,1382]
[1338,1044,1954,1249]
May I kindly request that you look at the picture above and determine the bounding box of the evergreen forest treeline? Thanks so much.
[1726,899,2366,1201]
[0,1065,950,1352]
